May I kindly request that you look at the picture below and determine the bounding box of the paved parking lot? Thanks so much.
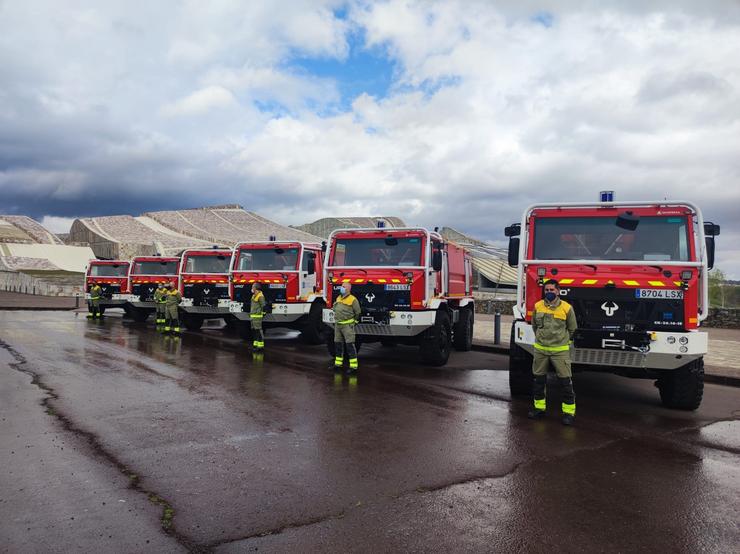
[1,311,739,552]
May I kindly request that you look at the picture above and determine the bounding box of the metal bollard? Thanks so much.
[75,295,80,308]
[494,311,501,345]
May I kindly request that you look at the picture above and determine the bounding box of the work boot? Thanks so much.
[561,413,575,426]
[527,408,546,420]
[346,358,358,375]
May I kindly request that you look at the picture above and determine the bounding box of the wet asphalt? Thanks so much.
[0,311,738,553]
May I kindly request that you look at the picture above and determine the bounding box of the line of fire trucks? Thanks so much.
[83,196,720,409]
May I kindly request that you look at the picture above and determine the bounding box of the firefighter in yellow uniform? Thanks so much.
[87,283,103,319]
[333,282,361,374]
[529,279,578,425]
[154,283,167,326]
[163,282,182,334]
[250,283,266,351]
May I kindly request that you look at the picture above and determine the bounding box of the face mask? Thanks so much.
[544,291,557,302]
[339,286,347,296]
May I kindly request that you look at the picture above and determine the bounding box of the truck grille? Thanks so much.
[335,283,411,315]
[131,284,158,302]
[183,283,229,307]
[233,283,287,305]
[573,348,646,368]
[90,284,120,299]
[562,287,684,332]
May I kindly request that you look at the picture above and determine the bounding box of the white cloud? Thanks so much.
[1,0,739,277]
[161,86,237,117]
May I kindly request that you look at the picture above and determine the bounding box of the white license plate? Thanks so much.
[635,289,684,299]
[385,284,410,291]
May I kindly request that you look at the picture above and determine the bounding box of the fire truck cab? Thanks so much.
[84,260,130,315]
[123,256,180,322]
[178,247,233,331]
[228,240,327,343]
[506,197,720,410]
[322,227,475,366]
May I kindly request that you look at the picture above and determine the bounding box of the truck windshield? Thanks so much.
[534,216,690,261]
[89,264,128,277]
[132,261,178,275]
[184,254,230,273]
[236,248,299,271]
[332,237,423,266]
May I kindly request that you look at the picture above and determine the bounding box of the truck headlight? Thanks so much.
[667,336,676,344]
[679,346,688,353]
[679,336,688,345]
[680,270,692,280]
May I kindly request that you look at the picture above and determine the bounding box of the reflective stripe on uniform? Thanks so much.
[337,318,355,325]
[334,357,343,366]
[562,402,576,415]
[348,358,358,369]
[534,343,570,352]
[533,398,546,410]
[250,313,264,318]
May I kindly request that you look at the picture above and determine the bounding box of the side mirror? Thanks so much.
[706,237,716,270]
[307,255,316,275]
[504,223,521,237]
[321,241,327,252]
[508,237,520,267]
[704,222,720,236]
[616,211,640,231]
[432,250,443,271]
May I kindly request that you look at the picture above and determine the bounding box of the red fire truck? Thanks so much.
[178,247,233,330]
[84,260,131,315]
[123,256,180,322]
[322,227,475,366]
[505,197,720,409]
[229,240,327,343]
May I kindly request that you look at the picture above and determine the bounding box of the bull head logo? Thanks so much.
[203,288,211,295]
[601,301,619,316]
[365,293,375,303]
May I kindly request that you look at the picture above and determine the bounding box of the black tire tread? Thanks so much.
[452,306,474,351]
[301,301,326,345]
[420,310,452,366]
[509,322,533,396]
[657,357,704,410]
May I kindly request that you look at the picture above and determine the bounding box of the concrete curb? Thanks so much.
[471,343,509,356]
[704,374,740,388]
[0,306,78,311]
[471,342,740,388]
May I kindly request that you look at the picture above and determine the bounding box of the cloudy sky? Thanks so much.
[1,0,739,275]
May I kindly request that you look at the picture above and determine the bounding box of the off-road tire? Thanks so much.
[223,316,237,334]
[657,357,704,410]
[420,310,453,366]
[130,307,149,323]
[238,322,252,341]
[301,301,327,345]
[509,322,533,396]
[182,313,203,331]
[452,306,474,351]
